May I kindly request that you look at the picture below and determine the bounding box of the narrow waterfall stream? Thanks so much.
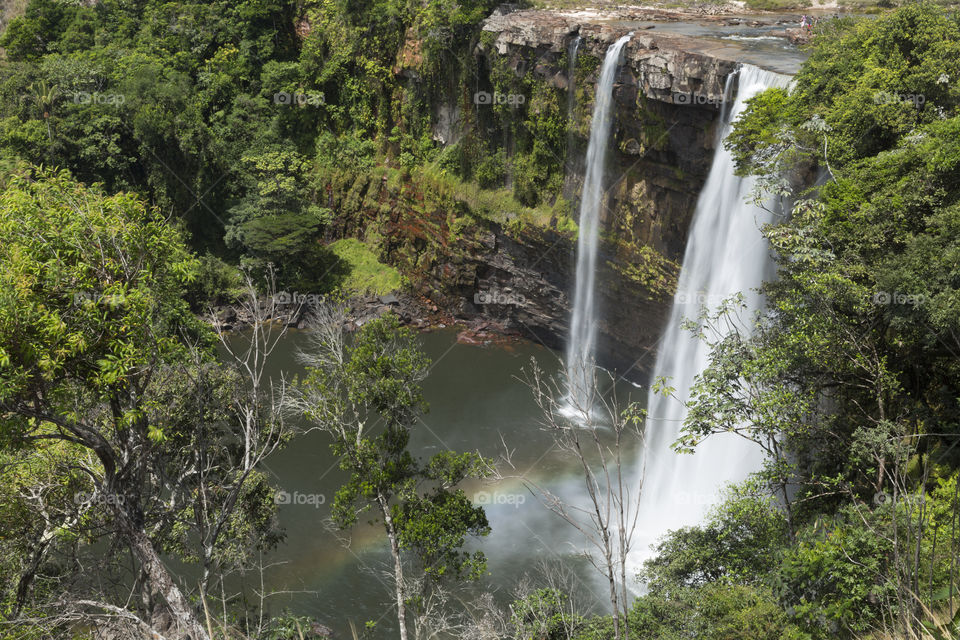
[565,33,632,414]
[563,34,582,201]
[630,64,792,573]
[567,35,581,120]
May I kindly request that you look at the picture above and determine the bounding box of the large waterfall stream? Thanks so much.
[629,63,792,573]
[565,33,632,413]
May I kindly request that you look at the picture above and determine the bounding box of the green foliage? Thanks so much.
[778,504,897,637]
[226,150,339,290]
[482,46,570,207]
[627,583,809,640]
[643,482,790,597]
[0,0,80,61]
[328,238,404,296]
[184,252,247,308]
[608,245,678,300]
[0,0,568,296]
[0,168,286,632]
[0,439,94,619]
[728,4,960,175]
[0,167,200,407]
[315,131,379,171]
[679,6,960,638]
[688,3,960,511]
[474,147,507,189]
[301,314,490,586]
[773,474,960,639]
[393,466,489,580]
[511,589,582,640]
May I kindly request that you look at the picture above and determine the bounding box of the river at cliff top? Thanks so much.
[608,15,813,74]
[244,328,641,637]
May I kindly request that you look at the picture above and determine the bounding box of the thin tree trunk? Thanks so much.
[604,544,620,640]
[13,539,50,617]
[380,496,408,640]
[115,507,209,640]
[607,568,620,640]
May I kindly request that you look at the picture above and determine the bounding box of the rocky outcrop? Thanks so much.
[481,8,740,105]
[321,170,670,379]
[328,8,799,380]
[466,8,759,377]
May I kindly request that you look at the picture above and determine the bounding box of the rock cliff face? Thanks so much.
[475,7,748,257]
[324,168,671,378]
[336,7,790,380]
[468,8,753,376]
[481,8,739,104]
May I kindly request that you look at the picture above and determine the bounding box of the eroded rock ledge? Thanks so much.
[482,8,743,106]
[350,7,801,379]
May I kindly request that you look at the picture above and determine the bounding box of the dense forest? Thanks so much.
[1,0,959,639]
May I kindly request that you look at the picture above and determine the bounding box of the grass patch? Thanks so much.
[329,238,403,296]
[415,165,578,236]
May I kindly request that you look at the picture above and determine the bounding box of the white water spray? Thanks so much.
[567,35,582,114]
[630,64,792,573]
[563,35,582,201]
[566,33,632,413]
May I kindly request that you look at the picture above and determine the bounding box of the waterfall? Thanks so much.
[630,64,792,572]
[567,35,581,117]
[563,35,582,202]
[565,33,632,414]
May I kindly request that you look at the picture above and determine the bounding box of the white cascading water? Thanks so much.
[567,35,582,115]
[565,33,632,413]
[629,64,792,573]
[563,35,582,202]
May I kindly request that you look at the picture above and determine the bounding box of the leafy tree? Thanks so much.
[711,3,960,504]
[510,588,583,640]
[642,482,790,597]
[0,0,78,61]
[681,4,960,636]
[778,504,898,637]
[727,4,960,176]
[297,310,490,640]
[225,149,338,290]
[0,167,210,638]
[0,168,294,638]
[627,583,808,640]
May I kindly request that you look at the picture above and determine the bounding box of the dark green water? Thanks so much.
[240,328,642,637]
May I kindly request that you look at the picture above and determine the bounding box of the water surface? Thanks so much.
[250,329,642,637]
